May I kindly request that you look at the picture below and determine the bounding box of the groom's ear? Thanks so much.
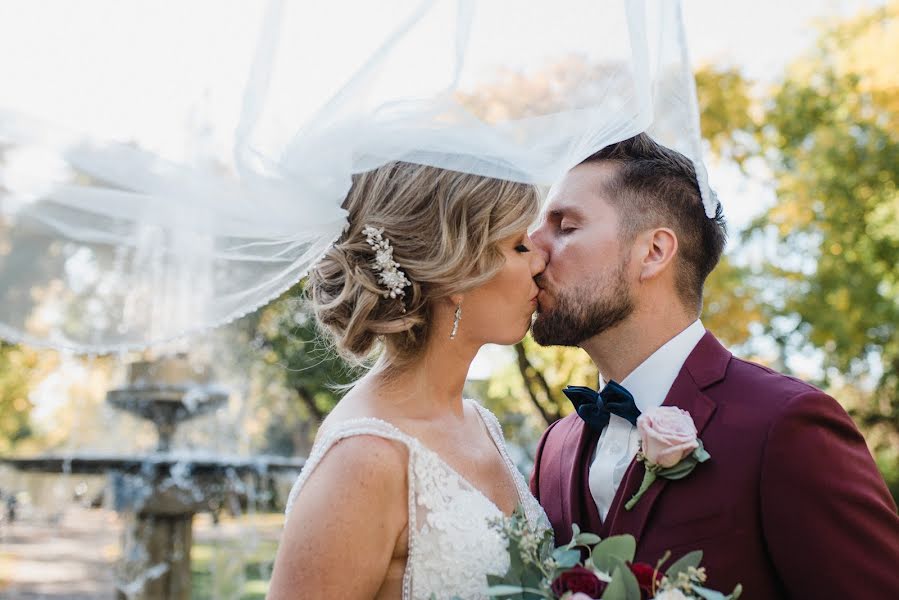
[637,227,678,283]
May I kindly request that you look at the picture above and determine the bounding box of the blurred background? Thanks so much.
[1,0,896,598]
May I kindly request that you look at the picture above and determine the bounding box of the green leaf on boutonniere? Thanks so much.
[626,440,712,510]
[665,550,703,580]
[693,441,711,462]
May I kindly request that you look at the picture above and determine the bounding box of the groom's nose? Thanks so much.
[529,248,546,277]
[530,222,551,263]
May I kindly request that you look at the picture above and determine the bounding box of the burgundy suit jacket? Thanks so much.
[530,332,899,599]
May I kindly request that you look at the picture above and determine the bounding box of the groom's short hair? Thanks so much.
[582,133,727,313]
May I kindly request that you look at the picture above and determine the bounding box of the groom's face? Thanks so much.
[529,162,636,346]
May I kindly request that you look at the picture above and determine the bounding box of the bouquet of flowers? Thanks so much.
[486,508,741,600]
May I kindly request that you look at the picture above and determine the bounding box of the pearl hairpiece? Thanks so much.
[362,225,411,306]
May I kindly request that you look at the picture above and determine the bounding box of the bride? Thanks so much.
[266,161,550,599]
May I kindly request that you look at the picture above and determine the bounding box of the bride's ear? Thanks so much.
[447,293,464,308]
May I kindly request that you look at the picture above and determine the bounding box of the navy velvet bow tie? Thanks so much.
[562,380,641,433]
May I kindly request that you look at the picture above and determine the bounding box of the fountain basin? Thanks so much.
[1,453,303,514]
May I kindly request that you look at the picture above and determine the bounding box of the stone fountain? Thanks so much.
[1,355,304,599]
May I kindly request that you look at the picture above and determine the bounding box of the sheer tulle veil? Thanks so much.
[0,0,715,353]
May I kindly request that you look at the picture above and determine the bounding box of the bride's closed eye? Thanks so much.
[515,243,530,253]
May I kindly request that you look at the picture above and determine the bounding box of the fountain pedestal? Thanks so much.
[120,513,192,600]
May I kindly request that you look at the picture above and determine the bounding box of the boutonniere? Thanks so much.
[625,406,710,510]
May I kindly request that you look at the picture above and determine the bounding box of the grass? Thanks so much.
[190,513,283,600]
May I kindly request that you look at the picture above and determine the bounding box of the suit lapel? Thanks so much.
[604,332,729,541]
[560,418,602,541]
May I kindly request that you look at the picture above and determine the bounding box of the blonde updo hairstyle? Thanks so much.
[309,161,540,370]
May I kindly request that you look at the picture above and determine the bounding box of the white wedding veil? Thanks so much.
[0,0,715,354]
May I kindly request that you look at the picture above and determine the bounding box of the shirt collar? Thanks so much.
[601,319,705,413]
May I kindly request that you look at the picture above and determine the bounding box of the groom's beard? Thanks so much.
[531,262,635,347]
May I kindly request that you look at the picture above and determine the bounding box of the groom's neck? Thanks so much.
[581,305,695,384]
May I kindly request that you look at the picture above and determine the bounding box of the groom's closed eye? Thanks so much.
[547,207,582,234]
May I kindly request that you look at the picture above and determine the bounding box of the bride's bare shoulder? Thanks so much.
[311,387,409,473]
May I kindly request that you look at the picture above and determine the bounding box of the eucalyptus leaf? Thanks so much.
[616,563,642,600]
[520,566,544,593]
[575,532,602,546]
[665,550,703,580]
[694,586,728,600]
[593,554,626,578]
[487,584,527,597]
[594,535,637,563]
[507,538,525,580]
[552,548,581,569]
[539,535,554,562]
[565,523,582,550]
[601,565,642,600]
[600,567,627,600]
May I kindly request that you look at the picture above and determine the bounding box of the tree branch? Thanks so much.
[293,384,326,423]
[514,342,559,425]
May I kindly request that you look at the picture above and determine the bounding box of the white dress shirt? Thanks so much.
[588,319,706,521]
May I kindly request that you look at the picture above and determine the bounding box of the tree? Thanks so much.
[745,2,899,497]
[232,282,358,455]
[0,342,37,453]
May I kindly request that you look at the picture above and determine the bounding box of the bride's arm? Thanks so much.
[267,435,409,599]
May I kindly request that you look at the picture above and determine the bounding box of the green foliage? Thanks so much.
[743,2,899,496]
[190,538,278,599]
[0,342,39,452]
[243,282,359,454]
[694,66,758,168]
[488,510,738,599]
[666,550,703,581]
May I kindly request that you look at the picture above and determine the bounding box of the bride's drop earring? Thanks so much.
[449,303,463,340]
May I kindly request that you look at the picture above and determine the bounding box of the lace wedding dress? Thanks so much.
[285,400,550,599]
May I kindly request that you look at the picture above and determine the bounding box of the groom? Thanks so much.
[528,133,899,598]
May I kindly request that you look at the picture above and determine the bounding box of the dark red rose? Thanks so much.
[628,562,663,598]
[550,565,606,598]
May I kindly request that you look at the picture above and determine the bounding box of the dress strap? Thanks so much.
[469,400,545,526]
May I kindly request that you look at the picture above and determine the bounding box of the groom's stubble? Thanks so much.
[531,252,635,347]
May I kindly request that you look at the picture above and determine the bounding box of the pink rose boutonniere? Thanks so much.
[625,406,710,510]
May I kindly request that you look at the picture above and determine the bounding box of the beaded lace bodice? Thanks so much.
[285,401,550,599]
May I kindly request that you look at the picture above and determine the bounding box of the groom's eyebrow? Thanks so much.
[548,205,585,221]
